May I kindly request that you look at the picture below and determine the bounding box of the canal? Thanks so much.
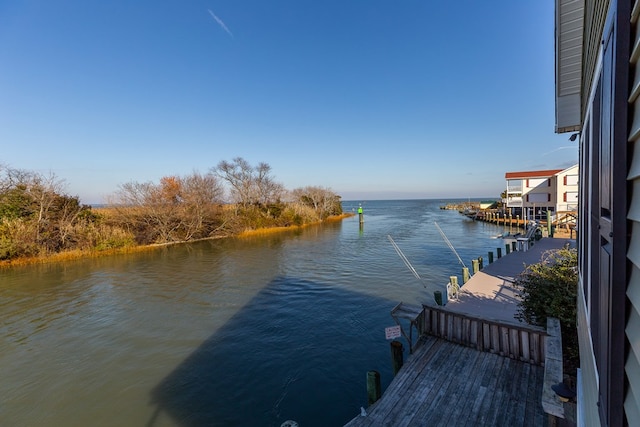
[0,199,510,426]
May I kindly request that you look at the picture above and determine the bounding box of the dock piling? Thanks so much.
[391,341,404,376]
[367,371,381,405]
[488,251,494,264]
[462,267,470,284]
[434,291,443,306]
[497,247,502,258]
[472,259,479,274]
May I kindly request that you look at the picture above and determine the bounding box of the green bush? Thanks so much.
[514,247,578,372]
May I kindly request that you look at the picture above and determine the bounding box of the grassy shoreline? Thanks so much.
[0,213,355,269]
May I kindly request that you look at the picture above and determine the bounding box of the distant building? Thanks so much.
[504,164,578,221]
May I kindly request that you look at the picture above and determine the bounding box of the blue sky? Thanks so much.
[0,1,576,204]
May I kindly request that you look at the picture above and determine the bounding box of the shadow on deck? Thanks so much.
[345,334,547,427]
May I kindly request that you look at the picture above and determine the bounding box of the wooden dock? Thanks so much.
[343,238,578,427]
[445,237,571,325]
[345,335,548,427]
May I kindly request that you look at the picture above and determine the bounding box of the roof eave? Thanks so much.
[555,0,585,134]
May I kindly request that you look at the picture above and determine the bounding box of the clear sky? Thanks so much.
[0,1,577,204]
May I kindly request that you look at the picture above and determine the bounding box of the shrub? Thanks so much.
[0,218,39,259]
[514,247,578,373]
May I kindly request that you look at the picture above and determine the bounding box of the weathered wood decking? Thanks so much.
[344,239,575,426]
[345,335,548,427]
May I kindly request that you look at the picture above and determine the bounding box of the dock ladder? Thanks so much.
[390,302,423,354]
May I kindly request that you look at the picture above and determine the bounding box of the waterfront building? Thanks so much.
[554,0,639,425]
[504,164,578,221]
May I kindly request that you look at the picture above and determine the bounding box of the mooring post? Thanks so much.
[497,247,502,258]
[471,259,479,274]
[434,290,443,306]
[449,275,458,295]
[512,241,517,252]
[462,267,470,284]
[358,205,364,225]
[478,256,483,270]
[391,340,404,376]
[488,251,494,264]
[505,244,511,255]
[367,370,381,405]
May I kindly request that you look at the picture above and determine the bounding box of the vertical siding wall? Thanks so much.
[626,2,640,425]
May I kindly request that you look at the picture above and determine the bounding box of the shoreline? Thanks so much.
[0,213,355,270]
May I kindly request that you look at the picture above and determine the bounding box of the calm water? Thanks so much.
[0,199,510,427]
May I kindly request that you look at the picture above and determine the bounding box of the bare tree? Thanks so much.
[0,169,67,246]
[112,181,171,243]
[0,166,91,254]
[110,171,224,243]
[254,162,284,206]
[291,186,342,218]
[215,157,283,209]
[178,172,224,240]
[215,157,255,208]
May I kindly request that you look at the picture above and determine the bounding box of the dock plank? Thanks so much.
[345,336,548,427]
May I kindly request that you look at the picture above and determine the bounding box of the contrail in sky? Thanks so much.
[208,9,234,37]
[542,146,576,156]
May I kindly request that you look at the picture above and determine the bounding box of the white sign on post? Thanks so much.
[385,325,401,340]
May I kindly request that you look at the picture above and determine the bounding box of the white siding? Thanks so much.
[527,178,549,188]
[578,284,602,426]
[566,174,579,185]
[528,193,549,203]
[626,3,640,424]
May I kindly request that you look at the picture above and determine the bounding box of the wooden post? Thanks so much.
[391,340,404,376]
[434,291,443,306]
[497,247,502,258]
[449,275,458,293]
[516,215,520,228]
[472,259,479,274]
[478,256,483,270]
[367,370,381,405]
[462,267,470,284]
[488,251,494,264]
[506,244,511,254]
[547,210,552,237]
[512,241,517,252]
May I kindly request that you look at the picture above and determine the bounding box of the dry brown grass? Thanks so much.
[0,245,162,269]
[0,213,355,269]
[236,213,354,237]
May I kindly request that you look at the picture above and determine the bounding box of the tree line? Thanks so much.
[0,157,343,261]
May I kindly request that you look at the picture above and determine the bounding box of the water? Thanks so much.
[0,199,510,427]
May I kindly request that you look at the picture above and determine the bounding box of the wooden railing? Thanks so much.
[419,304,547,366]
